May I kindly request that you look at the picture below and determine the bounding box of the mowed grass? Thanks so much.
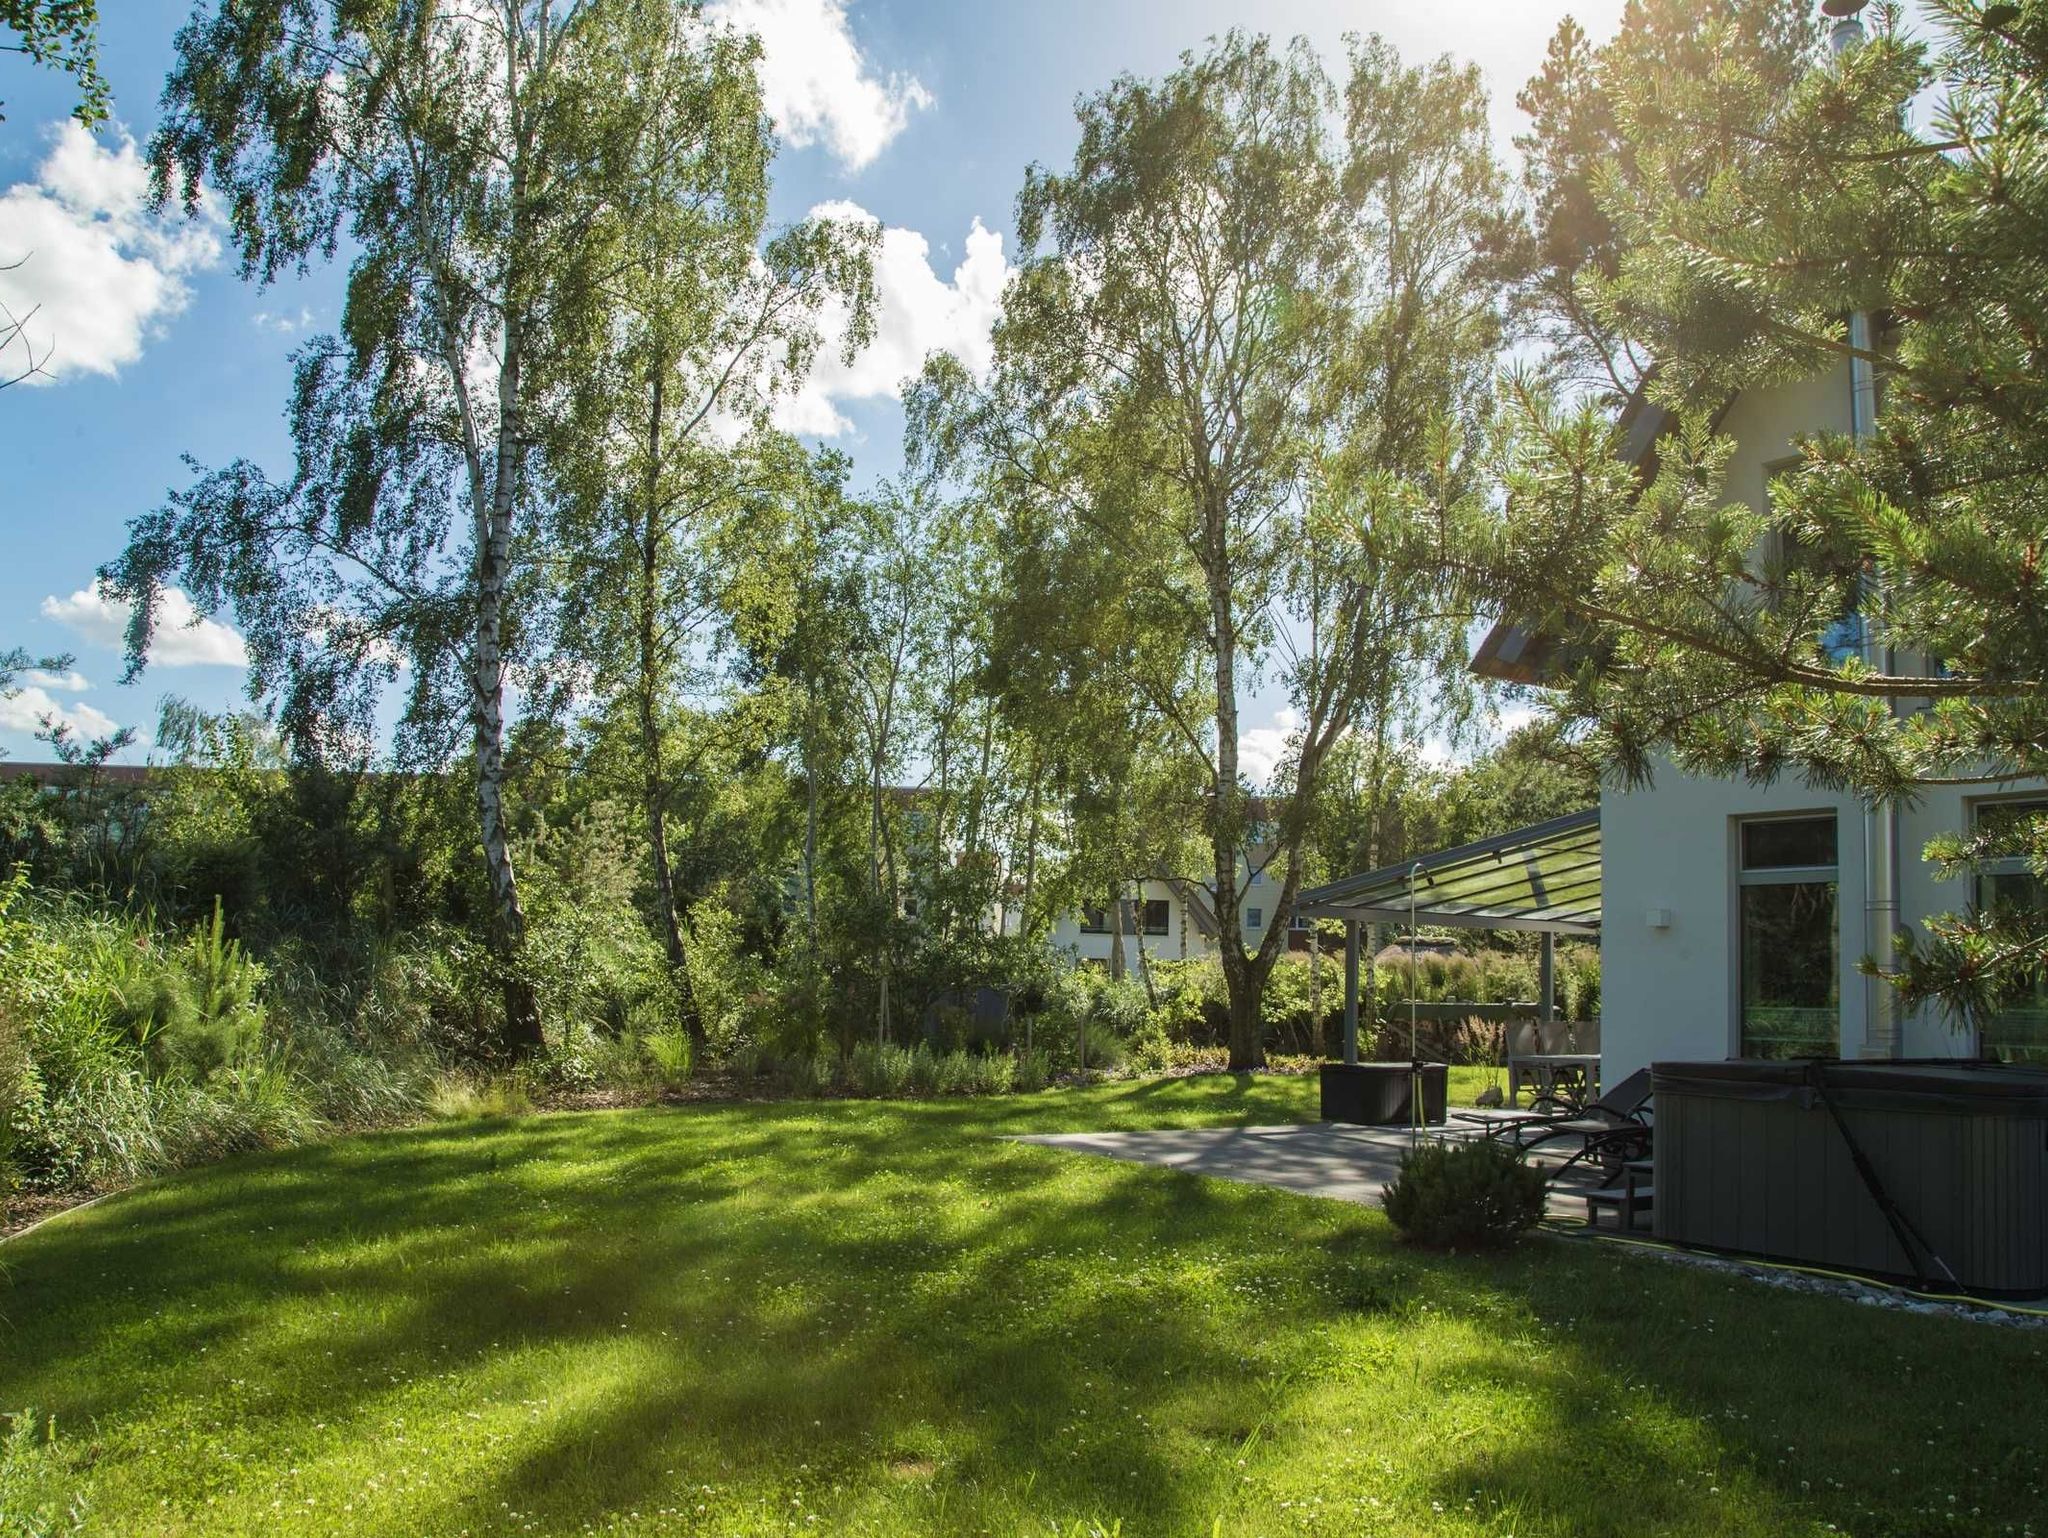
[3,1072,2044,1537]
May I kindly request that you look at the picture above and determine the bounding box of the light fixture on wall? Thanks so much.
[1646,907,1672,931]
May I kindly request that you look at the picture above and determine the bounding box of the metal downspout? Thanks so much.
[1829,2,1902,1060]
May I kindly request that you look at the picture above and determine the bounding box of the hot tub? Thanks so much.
[1651,1058,2048,1296]
[1319,1061,1448,1126]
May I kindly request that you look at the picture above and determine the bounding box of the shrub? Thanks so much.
[772,1052,835,1097]
[1013,1048,1051,1093]
[848,1042,913,1097]
[973,1051,1017,1095]
[1380,1138,1546,1250]
[427,1073,531,1120]
[1075,1019,1126,1072]
[934,1049,976,1096]
[725,1040,766,1082]
[641,1025,694,1089]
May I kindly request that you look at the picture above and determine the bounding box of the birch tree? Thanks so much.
[103,0,696,1054]
[535,0,874,1050]
[922,33,1499,1068]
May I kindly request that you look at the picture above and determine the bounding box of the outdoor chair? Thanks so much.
[1504,1020,1543,1105]
[1454,1068,1653,1177]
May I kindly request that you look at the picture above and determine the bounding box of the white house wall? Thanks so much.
[1043,875,1285,966]
[1601,366,2039,1082]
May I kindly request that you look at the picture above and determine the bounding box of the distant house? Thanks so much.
[1032,808,1296,968]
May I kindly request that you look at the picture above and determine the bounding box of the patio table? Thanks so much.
[1510,1052,1602,1107]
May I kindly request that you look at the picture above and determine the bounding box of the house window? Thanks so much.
[1974,799,2048,1065]
[1140,899,1169,936]
[1245,907,1263,930]
[1249,868,1264,887]
[1737,814,1839,1059]
[1079,907,1109,934]
[901,895,920,920]
[1766,458,1863,666]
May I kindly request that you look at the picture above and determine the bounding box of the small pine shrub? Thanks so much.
[725,1040,765,1081]
[772,1052,835,1097]
[1381,1138,1546,1250]
[848,1042,914,1097]
[1077,1020,1126,1072]
[934,1049,976,1096]
[1013,1048,1051,1093]
[973,1052,1017,1095]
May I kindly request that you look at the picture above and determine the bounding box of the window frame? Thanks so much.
[1971,796,2048,1063]
[1735,812,1841,1060]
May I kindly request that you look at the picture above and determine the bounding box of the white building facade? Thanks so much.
[1593,367,2046,1082]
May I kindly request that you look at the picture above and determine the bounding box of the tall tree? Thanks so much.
[1473,1,2048,1032]
[1494,0,1814,400]
[535,0,874,1050]
[104,0,699,1054]
[921,33,1499,1067]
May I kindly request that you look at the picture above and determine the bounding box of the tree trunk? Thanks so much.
[477,319,543,1059]
[634,387,704,1053]
[1130,881,1158,1009]
[1108,891,1127,983]
[803,682,820,945]
[1016,753,1043,938]
[1206,490,1265,1072]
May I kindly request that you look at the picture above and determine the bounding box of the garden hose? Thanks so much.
[1541,1219,2048,1321]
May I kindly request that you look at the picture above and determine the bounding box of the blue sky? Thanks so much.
[0,0,1622,769]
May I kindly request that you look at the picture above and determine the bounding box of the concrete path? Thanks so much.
[1014,1121,1600,1221]
[1012,1122,1458,1208]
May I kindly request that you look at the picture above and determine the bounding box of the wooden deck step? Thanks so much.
[1584,1183,1654,1231]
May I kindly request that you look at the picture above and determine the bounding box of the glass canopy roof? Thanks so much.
[1296,808,1601,937]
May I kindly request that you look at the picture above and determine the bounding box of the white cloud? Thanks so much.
[1238,709,1304,792]
[777,203,1010,437]
[253,306,314,335]
[708,0,931,170]
[42,582,249,669]
[0,684,121,742]
[23,668,90,693]
[0,121,222,383]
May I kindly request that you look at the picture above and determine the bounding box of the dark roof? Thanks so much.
[4,761,153,788]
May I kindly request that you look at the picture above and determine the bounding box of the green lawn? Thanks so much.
[3,1073,2044,1537]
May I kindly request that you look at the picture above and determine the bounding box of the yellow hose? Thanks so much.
[1539,1220,2048,1320]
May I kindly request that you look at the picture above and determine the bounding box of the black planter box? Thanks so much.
[1320,1061,1448,1126]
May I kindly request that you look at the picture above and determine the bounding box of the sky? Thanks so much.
[0,0,1624,772]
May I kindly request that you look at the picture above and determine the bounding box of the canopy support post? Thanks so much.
[1342,920,1360,1067]
[1540,930,1556,1030]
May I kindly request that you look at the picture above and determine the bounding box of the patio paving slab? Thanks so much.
[1013,1122,1597,1220]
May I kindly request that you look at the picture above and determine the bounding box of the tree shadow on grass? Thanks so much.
[4,1097,2045,1535]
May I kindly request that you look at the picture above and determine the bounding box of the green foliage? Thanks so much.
[1381,1138,1547,1249]
[0,879,435,1196]
[0,1409,88,1538]
[641,1025,694,1090]
[921,29,1502,1070]
[1479,2,2048,1032]
[0,0,106,126]
[847,1042,913,1097]
[426,1074,532,1122]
